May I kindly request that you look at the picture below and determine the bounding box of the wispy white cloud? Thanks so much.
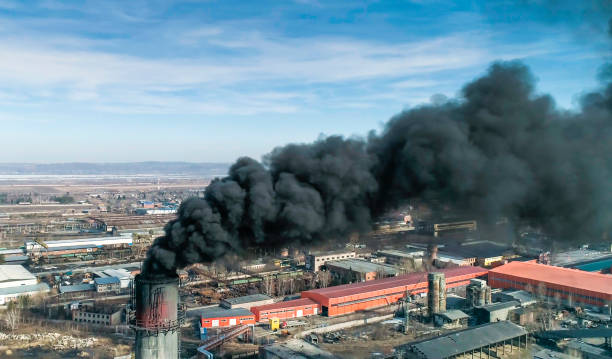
[0,9,575,118]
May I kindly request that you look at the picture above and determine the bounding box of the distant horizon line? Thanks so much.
[0,161,231,164]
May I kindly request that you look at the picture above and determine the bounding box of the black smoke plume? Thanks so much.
[143,59,612,276]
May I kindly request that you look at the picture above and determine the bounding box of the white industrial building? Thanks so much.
[0,265,49,305]
[0,265,37,288]
[25,234,133,252]
[102,268,133,289]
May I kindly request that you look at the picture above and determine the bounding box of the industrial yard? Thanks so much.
[0,175,609,359]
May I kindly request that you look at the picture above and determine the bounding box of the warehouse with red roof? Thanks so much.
[301,266,488,317]
[488,261,612,307]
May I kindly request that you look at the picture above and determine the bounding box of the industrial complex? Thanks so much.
[0,181,610,359]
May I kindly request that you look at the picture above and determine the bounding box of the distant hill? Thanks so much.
[0,162,230,175]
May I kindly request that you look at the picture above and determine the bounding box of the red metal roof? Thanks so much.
[251,298,318,312]
[303,266,487,300]
[489,261,612,295]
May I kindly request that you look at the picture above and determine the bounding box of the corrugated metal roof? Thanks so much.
[489,261,612,296]
[4,255,29,262]
[477,301,520,313]
[326,258,398,275]
[0,249,25,255]
[0,282,50,296]
[303,266,487,300]
[377,249,423,258]
[252,298,318,312]
[223,294,272,305]
[501,290,536,305]
[94,277,120,285]
[44,244,98,251]
[402,321,527,358]
[0,265,36,282]
[200,307,254,319]
[59,283,95,293]
[436,309,469,321]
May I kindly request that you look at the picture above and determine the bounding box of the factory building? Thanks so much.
[25,234,132,253]
[473,301,520,324]
[0,265,49,305]
[102,268,133,289]
[395,321,528,359]
[220,294,274,310]
[377,249,424,266]
[0,283,50,305]
[200,307,255,328]
[251,298,321,322]
[433,309,469,329]
[94,277,121,293]
[326,258,398,282]
[301,266,487,317]
[306,251,356,272]
[465,279,492,307]
[441,241,513,267]
[494,290,536,307]
[72,307,122,326]
[488,261,612,307]
[0,265,37,288]
[30,244,100,259]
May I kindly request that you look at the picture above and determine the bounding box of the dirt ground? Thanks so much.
[0,324,132,359]
[318,322,414,359]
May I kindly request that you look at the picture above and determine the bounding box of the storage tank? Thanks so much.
[132,274,182,359]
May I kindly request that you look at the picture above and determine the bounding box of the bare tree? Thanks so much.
[4,301,21,331]
[317,271,331,288]
[376,268,387,280]
[262,276,275,296]
[288,278,296,294]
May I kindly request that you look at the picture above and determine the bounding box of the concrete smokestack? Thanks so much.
[427,272,446,316]
[132,274,182,359]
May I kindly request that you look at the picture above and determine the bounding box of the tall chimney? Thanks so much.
[132,274,182,359]
[427,272,446,317]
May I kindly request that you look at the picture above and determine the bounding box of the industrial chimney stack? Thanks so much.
[427,272,446,317]
[131,274,183,359]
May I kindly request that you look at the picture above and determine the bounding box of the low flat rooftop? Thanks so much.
[222,294,272,305]
[477,301,520,312]
[442,241,512,259]
[94,277,120,285]
[59,283,95,293]
[436,309,469,321]
[0,282,49,296]
[200,307,254,319]
[551,249,612,267]
[377,249,423,258]
[252,298,318,312]
[0,265,36,283]
[309,250,355,256]
[326,258,398,275]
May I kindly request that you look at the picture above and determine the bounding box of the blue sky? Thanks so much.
[0,0,609,163]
